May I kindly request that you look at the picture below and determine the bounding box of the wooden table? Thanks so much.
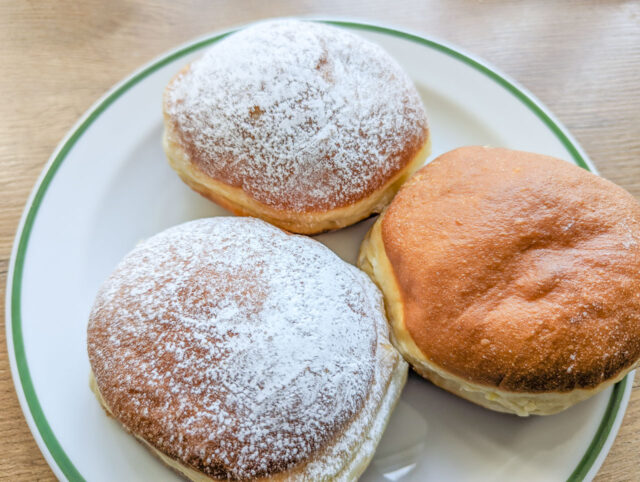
[1,1,638,480]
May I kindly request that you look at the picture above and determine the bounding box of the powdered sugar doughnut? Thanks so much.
[163,20,430,234]
[87,217,407,480]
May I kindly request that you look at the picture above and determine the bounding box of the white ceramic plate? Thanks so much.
[6,19,634,482]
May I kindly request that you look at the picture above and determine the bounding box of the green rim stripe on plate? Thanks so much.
[10,31,232,482]
[9,20,620,482]
[568,376,626,481]
[325,21,589,171]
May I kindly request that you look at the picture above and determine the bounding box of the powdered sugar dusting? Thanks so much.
[87,217,389,479]
[164,20,428,211]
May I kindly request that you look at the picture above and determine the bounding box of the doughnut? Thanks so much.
[87,217,407,479]
[162,20,430,234]
[358,146,640,416]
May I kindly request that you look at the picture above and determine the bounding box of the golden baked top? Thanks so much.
[163,20,428,212]
[87,217,384,478]
[381,146,640,392]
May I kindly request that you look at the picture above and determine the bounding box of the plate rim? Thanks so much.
[4,18,630,482]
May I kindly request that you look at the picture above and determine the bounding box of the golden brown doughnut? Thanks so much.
[358,146,640,415]
[162,20,430,234]
[88,217,407,479]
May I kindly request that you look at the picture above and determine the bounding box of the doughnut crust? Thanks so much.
[88,217,407,479]
[358,146,640,415]
[162,20,430,234]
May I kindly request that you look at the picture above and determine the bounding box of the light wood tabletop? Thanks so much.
[1,1,639,480]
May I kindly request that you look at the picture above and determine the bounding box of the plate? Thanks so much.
[6,19,634,482]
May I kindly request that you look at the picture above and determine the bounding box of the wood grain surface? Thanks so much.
[1,1,639,480]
